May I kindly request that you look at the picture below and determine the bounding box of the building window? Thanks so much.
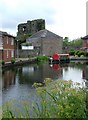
[7,50,8,58]
[7,36,8,44]
[11,50,14,58]
[11,38,14,45]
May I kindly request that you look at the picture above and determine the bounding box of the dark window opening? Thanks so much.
[23,26,26,32]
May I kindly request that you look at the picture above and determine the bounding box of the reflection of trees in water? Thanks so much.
[17,63,63,84]
[2,62,88,90]
[82,63,88,80]
[63,67,68,72]
[59,63,69,72]
[18,65,43,84]
[69,62,87,69]
[69,62,88,80]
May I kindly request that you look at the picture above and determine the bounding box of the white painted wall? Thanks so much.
[22,46,34,50]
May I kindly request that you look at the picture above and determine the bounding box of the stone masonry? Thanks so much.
[17,19,45,36]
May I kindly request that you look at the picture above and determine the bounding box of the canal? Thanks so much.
[2,61,88,117]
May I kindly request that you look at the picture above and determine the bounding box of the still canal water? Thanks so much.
[2,61,88,116]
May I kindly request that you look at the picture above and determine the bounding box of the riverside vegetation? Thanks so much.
[2,79,87,118]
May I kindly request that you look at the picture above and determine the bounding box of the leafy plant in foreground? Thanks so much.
[2,79,87,118]
[33,79,87,118]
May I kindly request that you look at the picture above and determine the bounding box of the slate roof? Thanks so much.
[26,37,40,43]
[26,29,63,43]
[81,35,88,40]
[0,31,15,38]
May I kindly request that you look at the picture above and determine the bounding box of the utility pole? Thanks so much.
[17,40,19,59]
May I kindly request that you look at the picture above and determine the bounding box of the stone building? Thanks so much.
[17,19,45,36]
[21,29,63,57]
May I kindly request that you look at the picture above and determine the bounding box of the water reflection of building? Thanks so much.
[2,69,16,89]
[42,63,63,80]
[82,63,88,80]
[18,63,63,84]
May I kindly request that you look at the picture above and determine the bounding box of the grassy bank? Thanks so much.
[36,56,48,62]
[2,79,87,118]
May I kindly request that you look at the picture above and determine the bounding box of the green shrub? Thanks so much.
[2,61,5,65]
[75,55,78,58]
[11,59,15,64]
[80,55,84,58]
[75,50,80,56]
[32,79,87,118]
[77,51,85,57]
[0,60,5,65]
[69,50,75,56]
[85,52,88,57]
[36,56,48,62]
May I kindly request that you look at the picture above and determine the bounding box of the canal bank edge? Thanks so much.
[2,58,37,69]
[70,57,88,61]
[1,56,88,69]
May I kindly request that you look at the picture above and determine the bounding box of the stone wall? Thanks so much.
[42,37,63,56]
[17,19,45,36]
[17,36,63,58]
[18,49,38,58]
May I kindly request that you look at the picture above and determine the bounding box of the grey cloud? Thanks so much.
[0,0,57,33]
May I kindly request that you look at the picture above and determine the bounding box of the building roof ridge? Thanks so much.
[28,29,62,39]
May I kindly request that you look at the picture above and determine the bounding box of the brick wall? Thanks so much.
[83,40,88,48]
[2,34,16,62]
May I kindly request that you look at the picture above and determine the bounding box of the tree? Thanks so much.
[16,33,32,49]
[63,37,69,46]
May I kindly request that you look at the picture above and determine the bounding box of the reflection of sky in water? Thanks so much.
[2,62,87,103]
[2,62,87,117]
[62,67,83,83]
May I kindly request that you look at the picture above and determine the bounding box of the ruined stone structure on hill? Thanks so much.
[17,19,45,36]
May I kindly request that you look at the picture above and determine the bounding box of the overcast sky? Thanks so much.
[0,0,87,40]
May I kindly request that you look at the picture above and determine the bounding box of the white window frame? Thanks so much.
[7,36,8,44]
[11,50,14,58]
[7,50,8,58]
[11,38,14,45]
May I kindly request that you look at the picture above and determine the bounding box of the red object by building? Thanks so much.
[52,53,60,60]
[0,31,16,62]
[52,53,69,61]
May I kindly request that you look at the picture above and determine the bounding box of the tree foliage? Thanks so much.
[63,37,82,47]
[16,33,32,48]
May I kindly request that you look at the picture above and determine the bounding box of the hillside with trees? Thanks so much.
[63,37,82,53]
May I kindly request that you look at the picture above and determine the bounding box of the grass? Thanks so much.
[36,56,48,62]
[2,79,87,118]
